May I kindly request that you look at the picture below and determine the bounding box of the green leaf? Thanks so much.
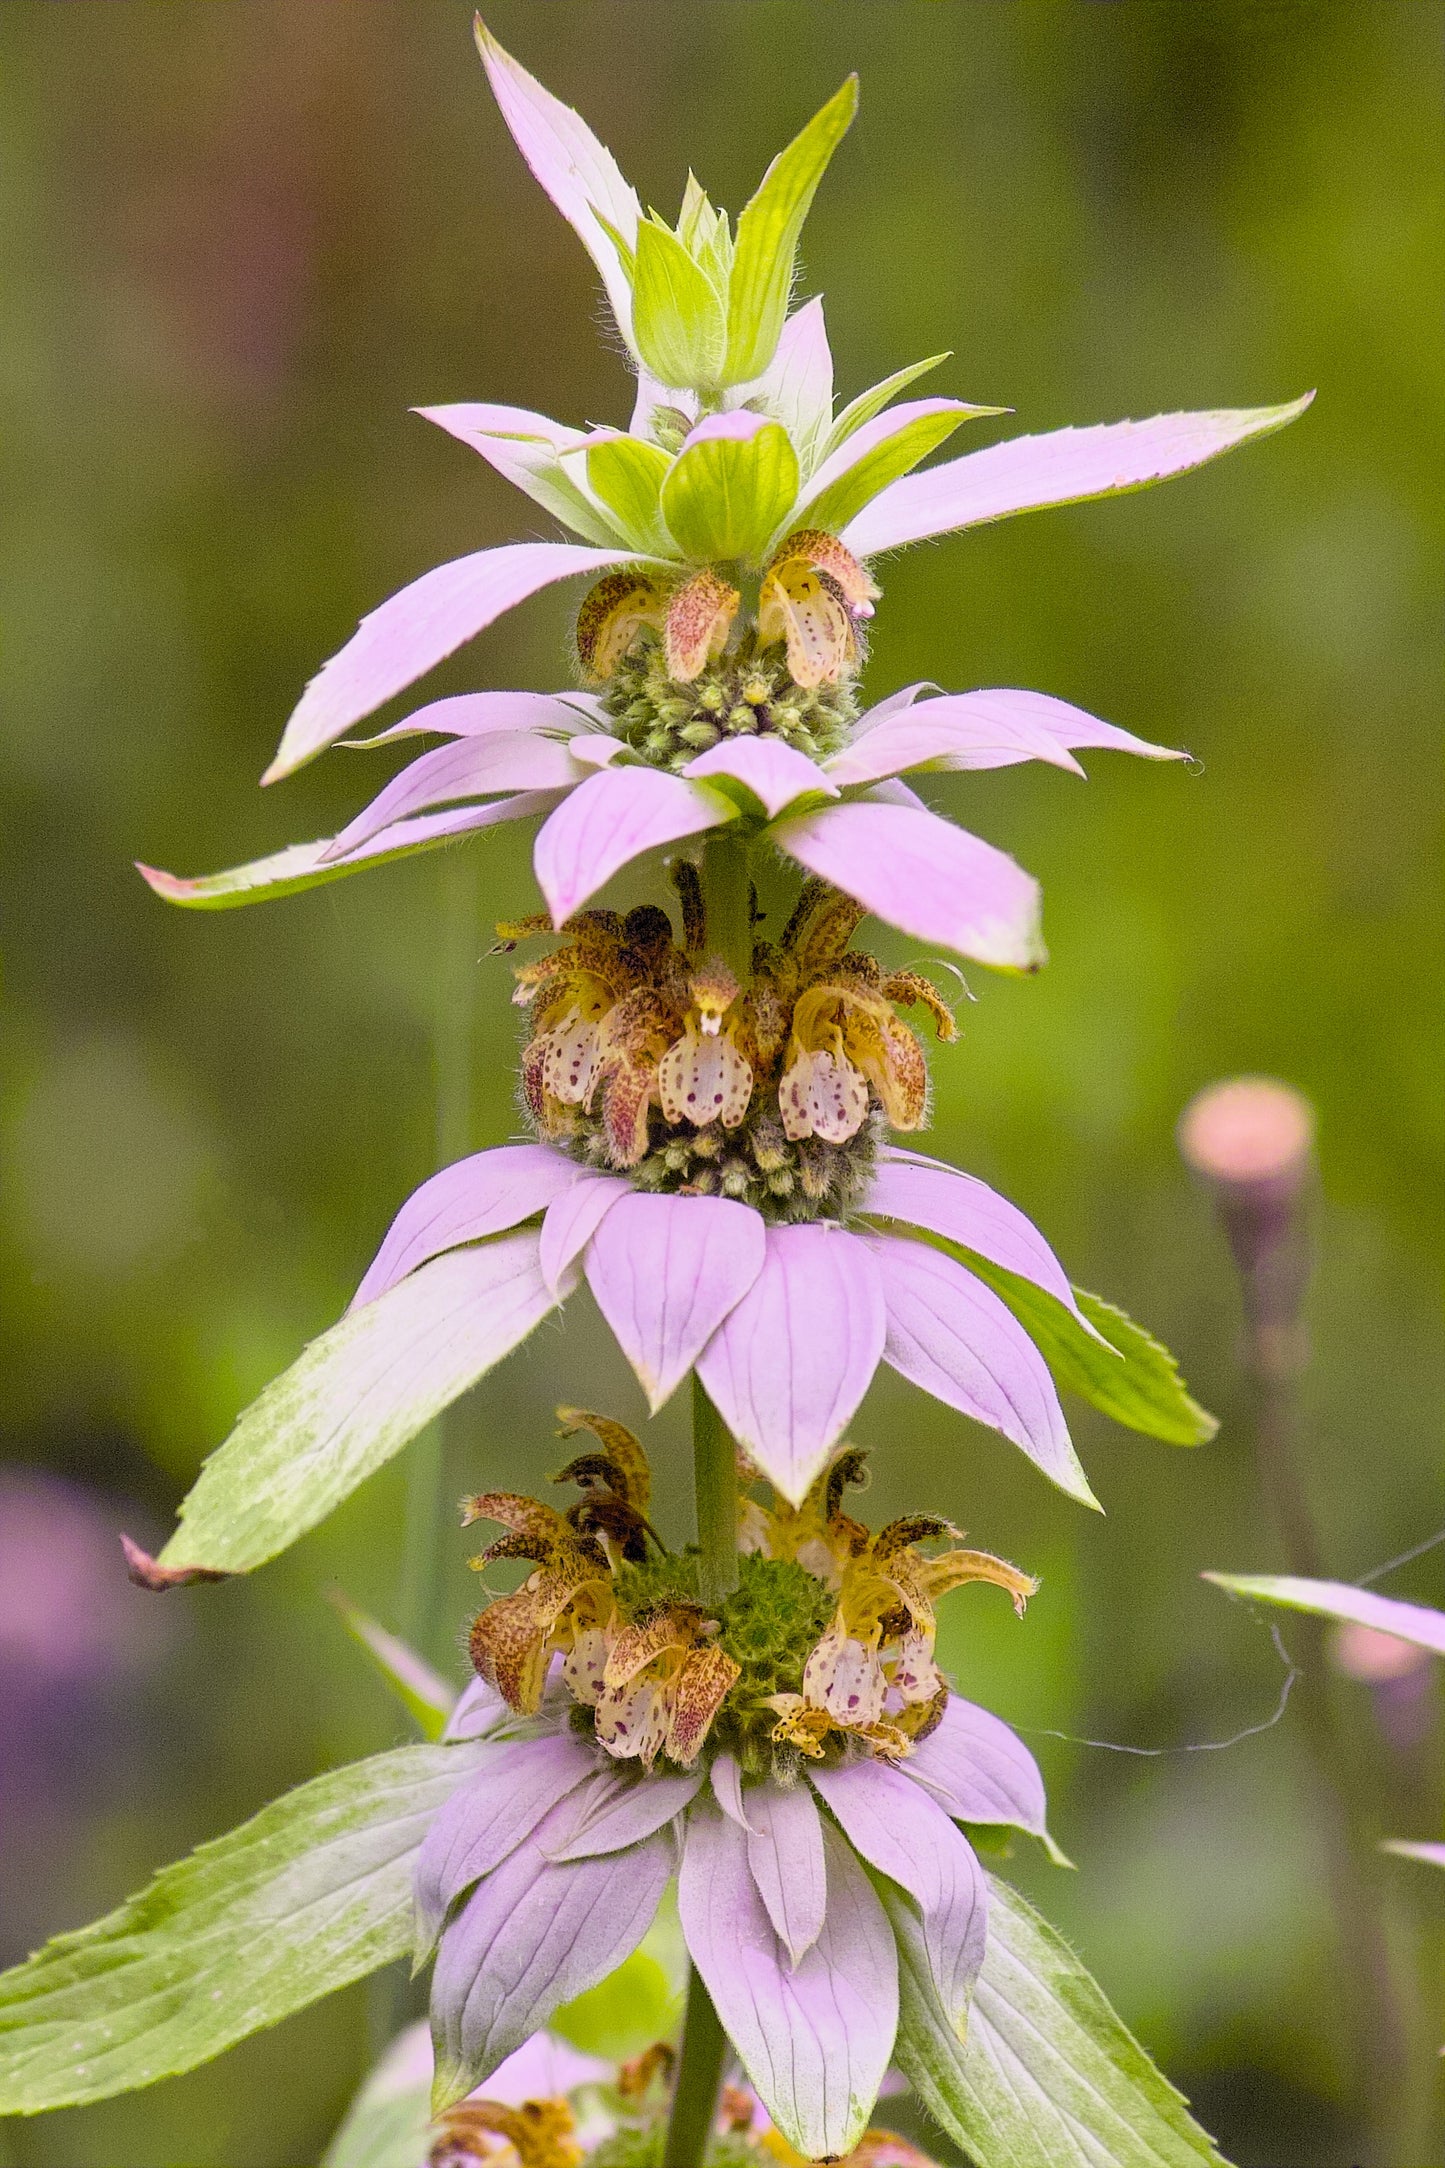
[793,404,985,539]
[941,1243,1218,1447]
[137,827,470,912]
[584,435,675,554]
[632,218,727,390]
[154,1239,558,1578]
[886,1875,1228,2168]
[0,1743,490,2114]
[819,353,953,459]
[724,77,858,385]
[660,419,800,565]
[329,1589,458,1740]
[676,174,733,289]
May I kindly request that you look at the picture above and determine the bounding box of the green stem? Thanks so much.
[397,850,478,1663]
[374,853,478,2056]
[662,1964,729,2168]
[692,1374,739,1609]
[700,831,752,983]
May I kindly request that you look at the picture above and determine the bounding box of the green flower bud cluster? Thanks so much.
[561,1099,887,1225]
[603,634,858,773]
[605,1549,839,1780]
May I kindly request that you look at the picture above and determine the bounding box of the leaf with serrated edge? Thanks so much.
[154,1236,558,1578]
[885,1874,1227,2168]
[929,1238,1216,1447]
[330,1590,457,1740]
[0,1743,491,2114]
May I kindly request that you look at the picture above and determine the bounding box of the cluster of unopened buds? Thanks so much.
[464,1409,1034,1777]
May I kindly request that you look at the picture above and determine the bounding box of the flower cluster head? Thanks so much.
[419,1410,1056,2148]
[505,873,953,1216]
[463,1408,1034,1781]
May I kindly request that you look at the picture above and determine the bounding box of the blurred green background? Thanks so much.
[1,3,1440,2163]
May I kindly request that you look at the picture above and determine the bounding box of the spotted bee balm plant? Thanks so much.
[0,22,1310,2167]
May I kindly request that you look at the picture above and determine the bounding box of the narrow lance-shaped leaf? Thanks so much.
[724,75,859,384]
[885,1874,1227,2168]
[329,1589,458,1740]
[151,1236,558,1580]
[1201,1575,1445,1657]
[934,1238,1218,1447]
[0,1742,491,2115]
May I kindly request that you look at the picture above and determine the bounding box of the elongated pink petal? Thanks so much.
[585,1193,766,1413]
[865,1232,1096,1507]
[851,682,935,737]
[774,801,1044,971]
[793,397,987,533]
[810,1759,986,2027]
[695,1225,885,1504]
[745,1780,829,1967]
[265,543,650,784]
[414,1735,599,1951]
[359,689,597,746]
[533,767,734,926]
[904,1694,1050,1837]
[352,1146,579,1311]
[824,694,1086,787]
[735,296,834,468]
[546,1769,704,1861]
[683,736,837,822]
[842,395,1314,555]
[679,1807,896,2159]
[1382,1841,1445,1869]
[417,401,588,456]
[538,1173,629,1298]
[431,1805,670,2109]
[1202,1575,1445,1657]
[444,1677,509,1742]
[323,736,584,864]
[138,791,566,913]
[474,25,641,348]
[866,1153,1094,1329]
[710,1753,751,1828]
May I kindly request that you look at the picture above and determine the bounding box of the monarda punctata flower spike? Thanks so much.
[415,1412,1058,2143]
[139,20,1309,978]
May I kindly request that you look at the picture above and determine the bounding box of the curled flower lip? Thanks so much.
[418,1676,1055,2150]
[347,1137,1103,1508]
[139,680,1189,974]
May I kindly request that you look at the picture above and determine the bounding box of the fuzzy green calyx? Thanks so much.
[563,1101,886,1224]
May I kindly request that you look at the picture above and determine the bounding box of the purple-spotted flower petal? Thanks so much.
[695,1224,887,1504]
[584,1193,766,1413]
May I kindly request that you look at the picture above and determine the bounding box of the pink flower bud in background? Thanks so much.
[1179,1075,1316,1378]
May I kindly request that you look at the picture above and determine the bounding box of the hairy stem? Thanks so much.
[662,1962,729,2168]
[700,830,752,984]
[693,1373,740,1610]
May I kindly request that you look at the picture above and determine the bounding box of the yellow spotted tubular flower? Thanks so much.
[504,872,953,1204]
